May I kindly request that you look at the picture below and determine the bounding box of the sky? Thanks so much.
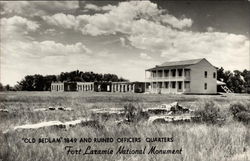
[0,0,249,86]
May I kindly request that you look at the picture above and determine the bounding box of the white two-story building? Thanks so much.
[145,58,217,94]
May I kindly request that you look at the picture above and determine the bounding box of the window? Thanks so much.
[171,82,176,88]
[213,72,216,78]
[171,69,176,77]
[185,70,190,77]
[164,70,169,77]
[178,69,183,77]
[204,71,207,78]
[152,71,156,78]
[178,82,182,90]
[184,82,190,89]
[153,82,157,88]
[158,70,163,77]
[204,83,207,90]
[164,82,169,88]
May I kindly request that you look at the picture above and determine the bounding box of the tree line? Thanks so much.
[0,70,127,91]
[0,68,249,93]
[217,68,250,93]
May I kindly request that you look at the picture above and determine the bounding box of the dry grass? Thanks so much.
[0,92,249,161]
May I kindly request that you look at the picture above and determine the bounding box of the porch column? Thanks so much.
[156,82,159,93]
[176,81,178,93]
[169,82,171,93]
[183,81,185,93]
[168,69,172,93]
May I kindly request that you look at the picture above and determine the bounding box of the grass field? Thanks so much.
[0,92,249,161]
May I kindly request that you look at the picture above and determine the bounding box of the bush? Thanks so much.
[123,103,148,123]
[235,112,250,123]
[229,103,250,123]
[229,103,247,116]
[194,101,224,124]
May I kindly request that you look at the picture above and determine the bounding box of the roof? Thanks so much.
[160,58,204,67]
[217,80,226,85]
[146,58,205,71]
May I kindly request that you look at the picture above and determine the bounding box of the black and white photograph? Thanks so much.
[0,0,250,160]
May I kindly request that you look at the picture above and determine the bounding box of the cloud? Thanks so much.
[119,37,131,48]
[102,4,116,11]
[0,16,39,40]
[41,0,249,70]
[1,0,249,85]
[84,4,101,11]
[158,32,249,70]
[120,37,126,46]
[140,53,152,60]
[42,13,76,29]
[43,1,193,36]
[80,3,115,13]
[206,26,215,32]
[0,1,79,17]
[43,28,56,36]
[2,40,92,59]
[1,40,92,85]
[160,14,192,29]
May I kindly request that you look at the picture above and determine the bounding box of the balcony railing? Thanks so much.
[146,76,190,81]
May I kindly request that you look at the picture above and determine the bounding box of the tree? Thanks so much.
[227,70,245,93]
[17,75,35,91]
[241,70,250,93]
[16,70,129,91]
[43,75,57,91]
[33,75,44,91]
[0,83,4,91]
[217,67,225,81]
[217,67,250,93]
[5,85,10,91]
